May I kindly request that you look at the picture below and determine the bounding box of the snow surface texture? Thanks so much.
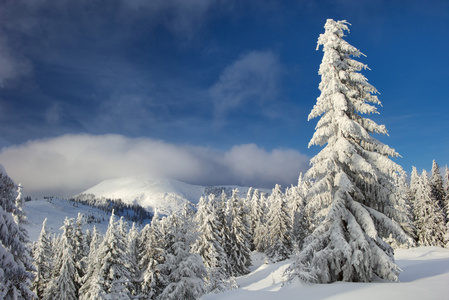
[24,198,111,240]
[78,176,261,216]
[202,247,449,300]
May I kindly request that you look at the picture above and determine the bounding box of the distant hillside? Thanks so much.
[76,176,268,216]
[24,198,112,241]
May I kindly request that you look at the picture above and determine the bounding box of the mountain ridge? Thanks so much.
[76,176,268,216]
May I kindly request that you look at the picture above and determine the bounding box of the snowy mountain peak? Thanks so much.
[77,176,204,216]
[76,176,262,216]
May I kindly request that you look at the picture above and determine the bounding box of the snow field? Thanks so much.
[24,198,110,240]
[202,247,449,300]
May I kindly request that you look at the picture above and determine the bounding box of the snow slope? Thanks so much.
[202,247,449,300]
[23,198,111,241]
[78,176,260,216]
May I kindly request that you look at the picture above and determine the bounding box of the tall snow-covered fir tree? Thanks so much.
[392,172,415,246]
[445,166,449,247]
[33,218,54,299]
[127,223,140,297]
[410,167,420,200]
[252,192,268,252]
[157,207,207,300]
[139,218,166,299]
[288,173,310,249]
[46,233,77,300]
[288,19,411,283]
[226,189,252,276]
[248,189,263,250]
[413,170,447,247]
[265,184,293,262]
[0,171,35,299]
[445,166,449,217]
[431,160,446,214]
[72,213,88,294]
[79,212,132,300]
[192,195,229,293]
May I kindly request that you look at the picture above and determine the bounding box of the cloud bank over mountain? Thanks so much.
[0,134,309,197]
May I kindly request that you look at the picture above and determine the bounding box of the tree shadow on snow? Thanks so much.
[398,258,449,282]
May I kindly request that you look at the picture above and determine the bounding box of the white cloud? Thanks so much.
[210,50,282,119]
[0,134,309,197]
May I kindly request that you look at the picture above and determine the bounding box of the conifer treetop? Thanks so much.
[309,19,398,160]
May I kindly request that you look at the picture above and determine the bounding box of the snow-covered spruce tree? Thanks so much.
[127,223,140,297]
[265,184,293,262]
[287,19,411,283]
[431,160,446,215]
[46,234,77,300]
[445,166,449,248]
[253,192,268,252]
[193,195,229,293]
[79,226,103,300]
[217,191,234,267]
[226,189,252,276]
[392,172,415,246]
[249,189,269,252]
[288,173,310,249]
[72,213,88,293]
[414,170,446,247]
[79,212,132,299]
[0,171,35,299]
[445,166,449,216]
[139,216,167,299]
[409,167,420,201]
[33,218,54,299]
[158,207,207,300]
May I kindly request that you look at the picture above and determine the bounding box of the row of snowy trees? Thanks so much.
[409,161,449,248]
[32,209,206,299]
[27,184,307,299]
[2,158,448,299]
[30,163,449,299]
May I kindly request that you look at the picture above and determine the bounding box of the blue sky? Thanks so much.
[0,0,448,196]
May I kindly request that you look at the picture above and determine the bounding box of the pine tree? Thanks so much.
[248,189,263,251]
[158,207,206,300]
[414,170,446,247]
[445,166,449,248]
[0,172,35,299]
[33,218,53,299]
[288,173,310,249]
[265,184,293,262]
[431,160,446,216]
[445,166,449,216]
[288,19,410,284]
[79,226,103,300]
[79,212,132,299]
[410,166,420,198]
[431,161,445,206]
[253,192,268,252]
[392,173,415,245]
[193,195,229,293]
[127,223,140,297]
[409,166,420,223]
[72,213,88,293]
[226,189,251,276]
[139,218,166,299]
[216,191,234,273]
[46,234,77,300]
